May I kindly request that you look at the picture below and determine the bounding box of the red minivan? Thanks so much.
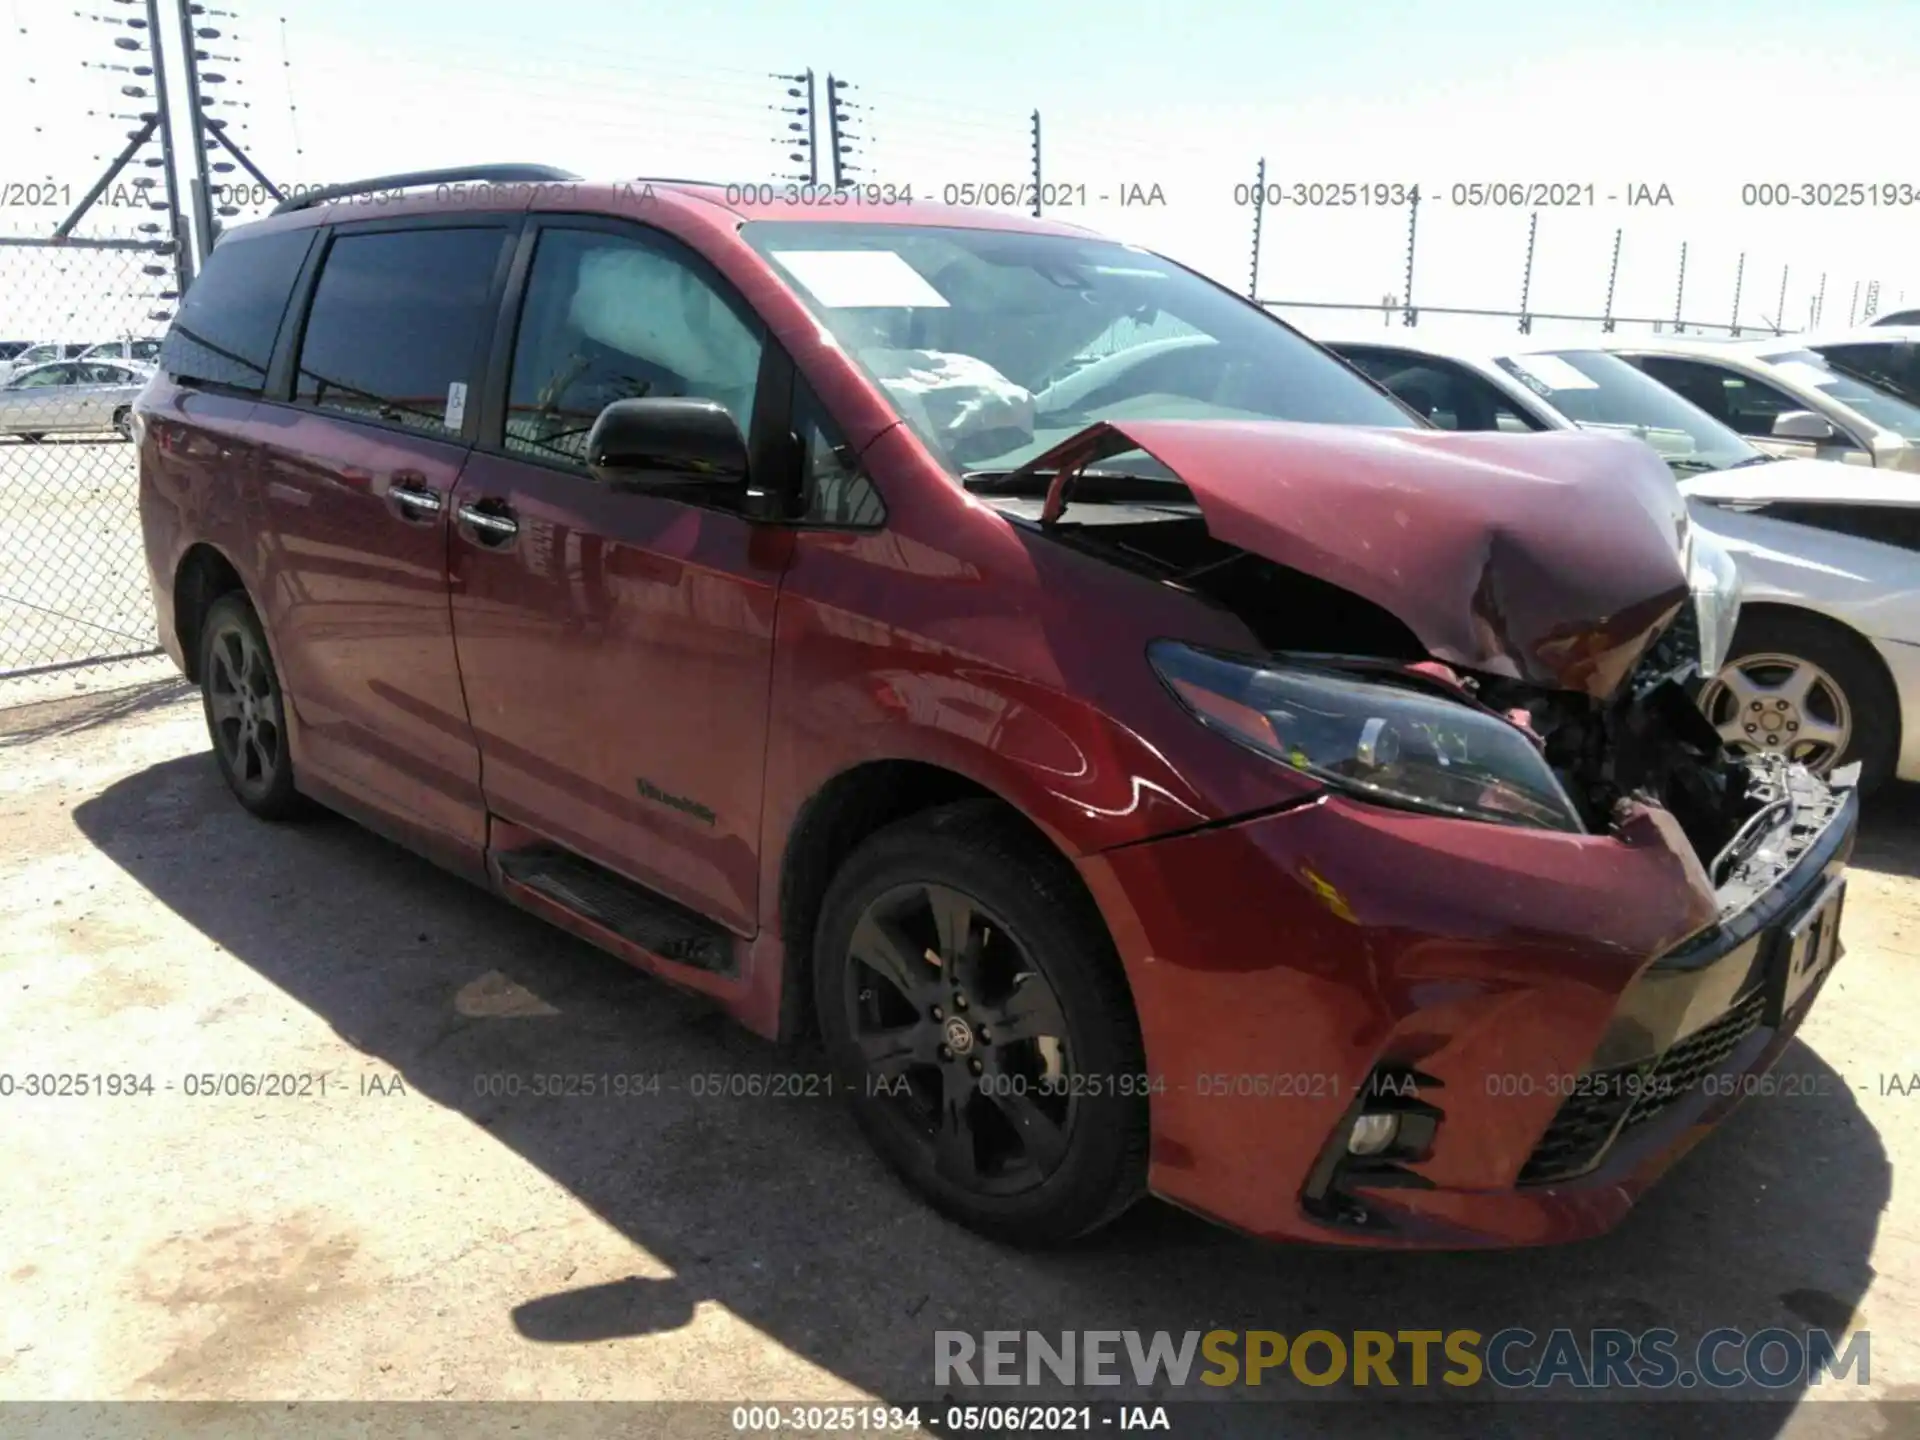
[136,166,1857,1249]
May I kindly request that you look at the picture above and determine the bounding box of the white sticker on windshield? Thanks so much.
[771,250,950,308]
[444,381,467,431]
[1506,353,1599,391]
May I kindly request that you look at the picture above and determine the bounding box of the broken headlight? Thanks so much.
[1150,641,1586,833]
[1687,527,1742,675]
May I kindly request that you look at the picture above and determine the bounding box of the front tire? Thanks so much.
[198,592,308,821]
[1700,610,1899,794]
[813,801,1149,1246]
[112,408,132,442]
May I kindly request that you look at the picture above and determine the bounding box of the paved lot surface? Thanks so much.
[3,675,1920,1439]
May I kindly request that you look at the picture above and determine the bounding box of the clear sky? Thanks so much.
[5,0,1917,344]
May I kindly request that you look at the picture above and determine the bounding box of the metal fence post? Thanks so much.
[143,0,192,292]
[1247,157,1266,300]
[1601,228,1621,333]
[1672,242,1688,334]
[1517,211,1538,333]
[1401,187,1419,326]
[174,0,219,265]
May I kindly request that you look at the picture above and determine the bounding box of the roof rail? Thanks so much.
[270,164,583,216]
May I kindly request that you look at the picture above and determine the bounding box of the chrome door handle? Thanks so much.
[389,480,443,515]
[457,503,518,537]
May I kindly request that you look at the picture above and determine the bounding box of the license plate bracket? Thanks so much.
[1768,874,1847,1025]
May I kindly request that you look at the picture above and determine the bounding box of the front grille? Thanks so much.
[1517,988,1769,1185]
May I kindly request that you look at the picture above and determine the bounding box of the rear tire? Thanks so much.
[198,592,310,821]
[812,801,1149,1246]
[18,432,43,444]
[112,408,132,442]
[1700,610,1899,794]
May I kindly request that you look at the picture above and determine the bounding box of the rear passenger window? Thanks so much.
[503,227,765,470]
[294,227,507,437]
[159,228,313,395]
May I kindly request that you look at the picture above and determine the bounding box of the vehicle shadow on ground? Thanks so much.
[73,754,1895,1438]
[1854,781,1920,882]
[0,676,194,749]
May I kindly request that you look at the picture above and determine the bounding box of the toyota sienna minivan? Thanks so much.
[137,166,1857,1249]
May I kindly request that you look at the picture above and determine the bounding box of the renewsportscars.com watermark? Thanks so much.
[935,1328,1870,1392]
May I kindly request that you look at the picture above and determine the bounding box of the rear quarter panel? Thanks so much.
[137,373,267,669]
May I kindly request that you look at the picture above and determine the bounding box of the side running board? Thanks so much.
[495,845,736,974]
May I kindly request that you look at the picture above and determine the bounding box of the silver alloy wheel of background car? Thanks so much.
[1699,651,1853,774]
[113,408,132,441]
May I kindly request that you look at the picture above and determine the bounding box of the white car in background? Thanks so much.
[0,341,85,384]
[1317,331,1920,793]
[1592,333,1920,474]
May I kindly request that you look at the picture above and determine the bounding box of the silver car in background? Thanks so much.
[0,360,151,442]
[1594,334,1920,472]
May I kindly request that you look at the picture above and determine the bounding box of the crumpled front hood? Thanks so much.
[1034,419,1694,700]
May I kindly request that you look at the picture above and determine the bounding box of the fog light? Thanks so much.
[1347,1112,1400,1156]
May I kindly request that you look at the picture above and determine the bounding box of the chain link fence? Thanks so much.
[0,227,177,679]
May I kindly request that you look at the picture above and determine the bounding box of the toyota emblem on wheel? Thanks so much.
[943,1017,975,1055]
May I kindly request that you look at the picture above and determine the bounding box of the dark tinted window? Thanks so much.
[504,226,764,469]
[1336,348,1541,432]
[295,226,507,437]
[1628,357,1779,432]
[1815,341,1920,404]
[159,228,313,394]
[0,342,30,361]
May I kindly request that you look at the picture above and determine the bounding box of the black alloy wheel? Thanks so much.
[814,802,1148,1245]
[846,878,1076,1196]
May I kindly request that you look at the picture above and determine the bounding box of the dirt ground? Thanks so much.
[3,670,1920,1439]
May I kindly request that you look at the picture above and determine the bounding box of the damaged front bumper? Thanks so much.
[1076,757,1859,1249]
[1512,763,1854,1189]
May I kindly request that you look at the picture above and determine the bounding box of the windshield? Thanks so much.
[1803,340,1920,407]
[1751,347,1920,441]
[740,221,1417,476]
[1493,348,1759,471]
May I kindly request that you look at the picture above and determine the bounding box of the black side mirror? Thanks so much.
[585,397,750,495]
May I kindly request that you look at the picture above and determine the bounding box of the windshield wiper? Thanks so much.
[962,467,1185,501]
[1722,453,1783,469]
[1666,459,1723,474]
